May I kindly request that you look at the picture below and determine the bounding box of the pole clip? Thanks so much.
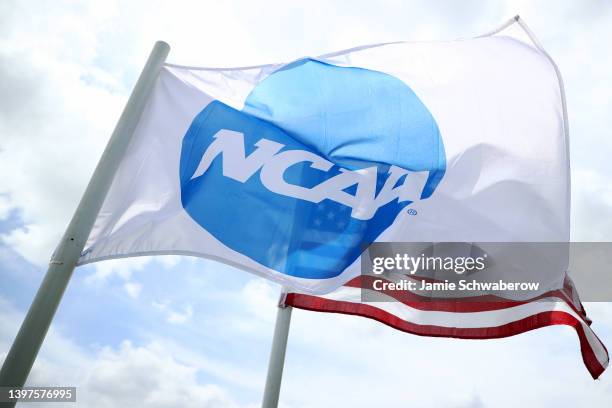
[278,291,288,308]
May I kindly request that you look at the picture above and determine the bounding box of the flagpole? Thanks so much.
[0,41,170,403]
[261,289,293,408]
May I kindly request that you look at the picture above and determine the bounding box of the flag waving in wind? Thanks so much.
[81,19,570,292]
[76,17,608,377]
[284,273,609,378]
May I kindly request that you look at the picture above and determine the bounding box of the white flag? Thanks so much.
[81,18,570,295]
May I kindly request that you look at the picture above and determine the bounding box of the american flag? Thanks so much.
[284,273,609,378]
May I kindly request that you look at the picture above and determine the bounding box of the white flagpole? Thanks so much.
[0,41,170,401]
[261,289,293,408]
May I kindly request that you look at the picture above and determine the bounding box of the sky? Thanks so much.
[1,0,612,407]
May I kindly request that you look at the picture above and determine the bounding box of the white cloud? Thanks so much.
[572,168,612,241]
[153,300,194,325]
[147,336,267,395]
[81,340,237,408]
[0,0,258,266]
[0,8,124,264]
[0,295,244,408]
[0,297,89,382]
[240,280,278,323]
[0,195,10,220]
[166,305,194,325]
[84,256,184,301]
[86,257,152,282]
[124,281,142,298]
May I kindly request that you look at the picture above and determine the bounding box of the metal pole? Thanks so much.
[0,41,170,403]
[262,291,293,408]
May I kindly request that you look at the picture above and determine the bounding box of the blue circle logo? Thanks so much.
[179,59,445,279]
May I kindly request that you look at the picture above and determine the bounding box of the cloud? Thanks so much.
[149,337,266,394]
[0,297,89,381]
[240,280,278,323]
[85,255,182,298]
[0,2,124,264]
[124,281,142,298]
[572,168,612,241]
[0,295,244,408]
[85,257,152,299]
[81,341,237,408]
[0,0,258,266]
[152,300,194,325]
[0,195,10,220]
[86,257,152,282]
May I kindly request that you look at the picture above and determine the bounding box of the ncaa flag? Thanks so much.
[82,18,571,295]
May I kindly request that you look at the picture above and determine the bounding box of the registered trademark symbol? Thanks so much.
[407,208,418,216]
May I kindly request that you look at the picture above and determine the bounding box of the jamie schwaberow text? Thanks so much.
[371,278,541,292]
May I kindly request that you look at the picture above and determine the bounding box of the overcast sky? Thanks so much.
[1,1,612,407]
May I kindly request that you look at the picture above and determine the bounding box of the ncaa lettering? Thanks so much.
[191,129,429,221]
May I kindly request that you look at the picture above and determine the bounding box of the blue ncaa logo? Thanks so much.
[179,58,446,279]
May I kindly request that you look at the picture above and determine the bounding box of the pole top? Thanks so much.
[154,40,171,54]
